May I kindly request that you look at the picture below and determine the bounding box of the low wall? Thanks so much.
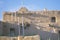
[0,35,40,40]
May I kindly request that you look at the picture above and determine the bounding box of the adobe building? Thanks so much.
[1,7,60,40]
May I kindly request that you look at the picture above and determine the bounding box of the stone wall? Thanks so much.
[2,7,60,40]
[0,21,3,36]
[0,35,40,40]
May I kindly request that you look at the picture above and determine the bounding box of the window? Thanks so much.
[51,17,56,22]
[10,28,15,36]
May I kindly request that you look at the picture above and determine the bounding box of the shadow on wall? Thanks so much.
[24,23,59,40]
[2,21,59,40]
[2,22,19,36]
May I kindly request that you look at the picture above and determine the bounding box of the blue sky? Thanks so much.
[0,0,60,20]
